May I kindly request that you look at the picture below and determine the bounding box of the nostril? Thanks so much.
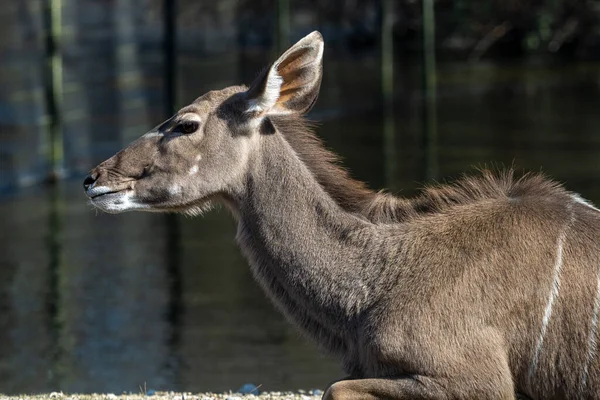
[83,173,97,191]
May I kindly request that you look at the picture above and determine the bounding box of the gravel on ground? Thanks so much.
[0,391,324,400]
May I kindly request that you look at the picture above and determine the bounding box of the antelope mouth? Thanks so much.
[85,185,131,200]
[85,182,148,214]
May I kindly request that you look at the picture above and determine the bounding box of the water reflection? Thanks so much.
[164,213,182,387]
[45,183,63,389]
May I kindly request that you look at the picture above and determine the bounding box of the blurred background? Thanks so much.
[1,0,599,394]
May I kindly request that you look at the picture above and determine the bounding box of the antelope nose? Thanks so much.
[83,173,97,191]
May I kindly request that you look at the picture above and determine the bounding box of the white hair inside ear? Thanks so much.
[246,69,283,113]
[244,31,324,116]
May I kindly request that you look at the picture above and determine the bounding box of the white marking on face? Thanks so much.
[188,165,199,175]
[180,113,202,123]
[530,202,574,378]
[142,130,162,138]
[195,154,202,162]
[90,191,150,214]
[168,185,181,196]
[580,274,600,395]
[572,194,600,212]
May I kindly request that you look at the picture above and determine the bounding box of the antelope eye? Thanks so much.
[177,121,199,134]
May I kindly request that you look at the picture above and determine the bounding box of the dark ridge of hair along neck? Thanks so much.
[269,115,566,223]
[269,114,378,214]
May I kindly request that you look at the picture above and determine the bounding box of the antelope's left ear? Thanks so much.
[245,31,324,116]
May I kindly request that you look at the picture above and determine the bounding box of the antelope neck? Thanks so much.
[232,130,382,343]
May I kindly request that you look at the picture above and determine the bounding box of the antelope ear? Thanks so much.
[245,31,324,116]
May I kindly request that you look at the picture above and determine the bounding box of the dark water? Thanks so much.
[1,60,600,394]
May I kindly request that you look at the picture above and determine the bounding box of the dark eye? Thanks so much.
[177,121,199,134]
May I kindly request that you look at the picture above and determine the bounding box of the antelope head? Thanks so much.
[83,31,324,215]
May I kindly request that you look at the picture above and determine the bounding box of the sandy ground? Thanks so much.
[0,392,324,400]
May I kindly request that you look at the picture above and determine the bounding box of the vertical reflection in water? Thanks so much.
[115,0,146,144]
[381,0,397,190]
[276,0,291,54]
[165,213,182,388]
[422,0,438,181]
[42,0,64,180]
[45,183,63,389]
[163,0,181,388]
[163,0,176,115]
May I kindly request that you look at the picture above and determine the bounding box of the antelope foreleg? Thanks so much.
[323,376,515,400]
